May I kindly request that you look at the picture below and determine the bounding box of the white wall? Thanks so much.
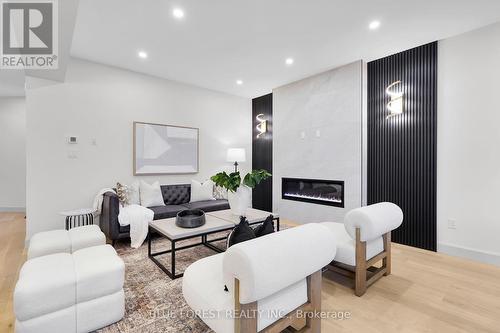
[272,61,363,224]
[26,58,251,239]
[437,22,500,265]
[0,97,26,211]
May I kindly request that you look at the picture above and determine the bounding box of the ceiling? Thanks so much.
[66,1,500,97]
[0,0,79,97]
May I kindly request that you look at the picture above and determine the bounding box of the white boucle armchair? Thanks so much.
[322,202,403,296]
[182,223,337,333]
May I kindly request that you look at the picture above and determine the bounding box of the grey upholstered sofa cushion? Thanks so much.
[149,205,186,220]
[182,199,230,212]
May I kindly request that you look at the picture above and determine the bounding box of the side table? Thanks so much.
[60,208,96,230]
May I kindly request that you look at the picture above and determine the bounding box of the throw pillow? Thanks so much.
[190,180,215,202]
[140,181,165,207]
[227,216,256,248]
[116,182,129,207]
[128,181,140,205]
[224,216,257,292]
[253,214,275,237]
[213,185,228,200]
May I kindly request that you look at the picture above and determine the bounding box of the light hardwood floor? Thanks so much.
[0,213,26,333]
[1,213,500,333]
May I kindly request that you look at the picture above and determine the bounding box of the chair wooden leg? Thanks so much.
[234,279,258,333]
[290,317,307,331]
[355,228,367,297]
[327,229,392,297]
[383,232,391,276]
[304,270,322,333]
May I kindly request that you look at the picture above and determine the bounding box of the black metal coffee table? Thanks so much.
[148,208,280,279]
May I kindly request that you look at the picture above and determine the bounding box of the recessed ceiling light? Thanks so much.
[236,80,243,85]
[369,20,381,30]
[285,58,294,65]
[173,8,185,19]
[138,51,148,59]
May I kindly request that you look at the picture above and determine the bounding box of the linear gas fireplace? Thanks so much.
[282,178,344,208]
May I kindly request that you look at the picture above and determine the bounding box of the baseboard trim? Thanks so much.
[438,242,500,267]
[0,206,26,213]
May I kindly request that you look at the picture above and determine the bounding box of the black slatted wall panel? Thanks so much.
[252,93,273,211]
[367,42,437,251]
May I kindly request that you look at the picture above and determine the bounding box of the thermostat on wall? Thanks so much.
[68,136,78,144]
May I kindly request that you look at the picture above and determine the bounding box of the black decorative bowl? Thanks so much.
[176,209,206,228]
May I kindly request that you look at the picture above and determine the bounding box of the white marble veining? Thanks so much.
[272,61,363,224]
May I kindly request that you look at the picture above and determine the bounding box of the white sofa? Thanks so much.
[182,223,336,333]
[14,245,125,333]
[28,225,105,259]
[322,202,403,296]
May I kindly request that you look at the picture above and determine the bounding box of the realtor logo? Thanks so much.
[1,0,58,69]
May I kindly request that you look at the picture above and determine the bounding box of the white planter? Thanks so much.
[227,185,252,216]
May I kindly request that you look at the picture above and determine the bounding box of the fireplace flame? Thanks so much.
[283,192,342,203]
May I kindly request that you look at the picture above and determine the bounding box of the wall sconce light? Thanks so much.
[386,81,404,119]
[256,113,267,138]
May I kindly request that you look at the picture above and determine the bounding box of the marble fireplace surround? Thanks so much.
[272,60,363,224]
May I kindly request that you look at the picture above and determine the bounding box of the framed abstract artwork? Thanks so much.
[133,122,199,175]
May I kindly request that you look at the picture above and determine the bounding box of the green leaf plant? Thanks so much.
[211,169,271,193]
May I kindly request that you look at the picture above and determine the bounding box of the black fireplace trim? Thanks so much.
[281,177,345,208]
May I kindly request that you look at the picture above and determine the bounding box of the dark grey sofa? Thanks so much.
[100,184,229,245]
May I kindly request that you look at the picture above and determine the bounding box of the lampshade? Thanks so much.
[226,148,246,162]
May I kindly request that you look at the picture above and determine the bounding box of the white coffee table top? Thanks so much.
[206,208,278,225]
[150,214,235,240]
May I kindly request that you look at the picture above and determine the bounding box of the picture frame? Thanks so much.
[133,121,199,175]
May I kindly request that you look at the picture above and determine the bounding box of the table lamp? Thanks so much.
[226,148,246,172]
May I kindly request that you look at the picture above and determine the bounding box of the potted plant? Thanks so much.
[211,169,271,216]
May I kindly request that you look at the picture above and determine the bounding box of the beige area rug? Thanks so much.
[100,224,293,333]
[98,233,229,333]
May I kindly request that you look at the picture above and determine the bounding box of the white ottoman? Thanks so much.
[15,245,125,333]
[14,253,77,333]
[73,245,125,333]
[28,225,105,259]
